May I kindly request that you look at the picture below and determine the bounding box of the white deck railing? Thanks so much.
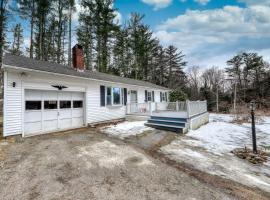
[126,102,151,116]
[126,100,207,118]
[155,101,186,112]
[186,100,207,118]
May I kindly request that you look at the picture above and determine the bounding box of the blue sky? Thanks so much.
[8,0,270,69]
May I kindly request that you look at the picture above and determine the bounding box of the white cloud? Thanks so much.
[141,0,172,10]
[238,0,270,6]
[194,0,210,6]
[155,5,270,67]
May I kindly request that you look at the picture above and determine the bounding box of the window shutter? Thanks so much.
[160,92,162,102]
[100,85,105,106]
[124,88,127,105]
[152,91,155,102]
[165,92,168,102]
[145,90,147,102]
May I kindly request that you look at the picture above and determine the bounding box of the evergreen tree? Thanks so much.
[127,13,156,80]
[68,0,76,67]
[112,26,130,76]
[9,23,24,56]
[165,45,187,88]
[54,0,69,64]
[0,0,9,67]
[77,5,95,70]
[18,0,37,58]
[78,0,118,72]
[34,0,51,60]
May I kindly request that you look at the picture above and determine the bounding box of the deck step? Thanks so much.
[150,116,187,122]
[145,122,185,129]
[148,119,185,127]
[145,123,185,133]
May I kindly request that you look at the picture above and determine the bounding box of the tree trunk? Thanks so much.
[30,0,35,58]
[68,6,72,67]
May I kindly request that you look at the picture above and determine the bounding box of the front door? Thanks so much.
[130,90,138,113]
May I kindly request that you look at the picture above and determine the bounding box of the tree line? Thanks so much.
[0,0,186,90]
[185,52,270,112]
[0,0,270,111]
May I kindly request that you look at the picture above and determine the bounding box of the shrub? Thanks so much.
[169,89,187,102]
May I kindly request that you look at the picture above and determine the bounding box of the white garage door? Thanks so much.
[24,90,84,136]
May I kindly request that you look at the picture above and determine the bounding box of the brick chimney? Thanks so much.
[72,44,85,71]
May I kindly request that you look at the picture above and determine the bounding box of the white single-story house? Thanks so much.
[2,45,171,137]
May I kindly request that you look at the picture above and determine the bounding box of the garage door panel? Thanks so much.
[59,119,72,129]
[43,91,57,100]
[43,120,58,131]
[25,111,42,123]
[24,122,42,134]
[25,90,42,100]
[43,110,58,120]
[72,109,83,118]
[58,92,72,100]
[72,118,83,127]
[72,92,84,100]
[59,110,72,119]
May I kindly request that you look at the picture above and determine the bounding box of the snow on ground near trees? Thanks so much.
[101,121,153,139]
[161,113,270,193]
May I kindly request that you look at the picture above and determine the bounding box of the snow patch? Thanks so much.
[188,122,249,154]
[102,121,153,139]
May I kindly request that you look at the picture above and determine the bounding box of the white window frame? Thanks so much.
[105,86,123,106]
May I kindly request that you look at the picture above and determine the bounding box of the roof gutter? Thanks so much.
[3,64,170,91]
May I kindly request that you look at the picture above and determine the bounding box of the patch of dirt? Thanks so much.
[125,156,143,164]
[232,147,269,164]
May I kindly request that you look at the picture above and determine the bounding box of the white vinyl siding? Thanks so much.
[3,72,23,136]
[86,82,126,124]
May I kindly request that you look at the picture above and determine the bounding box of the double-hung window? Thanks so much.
[161,92,168,102]
[101,85,126,106]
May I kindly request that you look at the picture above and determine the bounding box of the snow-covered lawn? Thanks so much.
[101,121,153,139]
[161,113,270,193]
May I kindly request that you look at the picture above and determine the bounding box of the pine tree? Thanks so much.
[0,0,9,67]
[18,0,37,58]
[165,45,187,88]
[127,13,156,80]
[34,0,51,60]
[78,0,118,72]
[112,26,130,76]
[54,0,69,64]
[9,23,24,56]
[77,6,95,70]
[68,0,75,67]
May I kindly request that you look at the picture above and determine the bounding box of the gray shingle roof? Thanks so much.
[3,54,169,90]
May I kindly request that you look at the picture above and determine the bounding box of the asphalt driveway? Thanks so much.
[0,128,235,200]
